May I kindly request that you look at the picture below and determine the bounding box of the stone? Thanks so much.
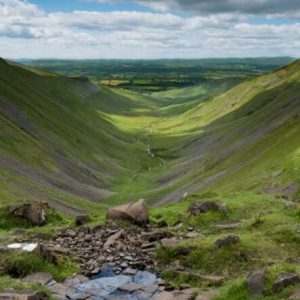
[122,268,137,275]
[37,244,69,264]
[161,238,180,248]
[188,201,228,216]
[49,283,75,298]
[63,274,89,288]
[119,283,143,292]
[247,270,266,296]
[214,235,240,249]
[185,232,200,239]
[289,290,300,299]
[140,231,170,242]
[143,284,159,294]
[214,220,243,230]
[173,288,196,300]
[75,214,89,226]
[0,291,49,300]
[156,291,175,300]
[273,272,300,292]
[8,202,47,226]
[24,272,54,286]
[196,290,220,300]
[104,230,124,248]
[107,199,149,225]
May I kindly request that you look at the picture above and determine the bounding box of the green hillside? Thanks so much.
[0,58,300,214]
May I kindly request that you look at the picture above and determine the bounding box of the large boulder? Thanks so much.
[8,202,48,226]
[107,199,149,225]
[188,201,228,216]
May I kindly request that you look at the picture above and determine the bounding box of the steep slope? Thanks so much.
[151,61,300,203]
[0,58,155,215]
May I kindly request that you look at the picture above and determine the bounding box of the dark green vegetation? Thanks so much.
[0,57,299,298]
[24,57,293,92]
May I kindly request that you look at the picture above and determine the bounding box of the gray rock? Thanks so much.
[188,201,228,216]
[289,290,300,299]
[214,235,240,249]
[196,291,220,300]
[0,291,48,300]
[156,291,175,300]
[273,272,300,292]
[24,272,54,286]
[247,270,266,296]
[76,214,89,226]
[119,283,143,292]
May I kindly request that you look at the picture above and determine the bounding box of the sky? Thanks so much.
[0,0,299,59]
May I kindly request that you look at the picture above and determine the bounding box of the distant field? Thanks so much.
[23,57,294,92]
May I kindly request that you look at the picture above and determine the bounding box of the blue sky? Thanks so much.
[0,0,299,59]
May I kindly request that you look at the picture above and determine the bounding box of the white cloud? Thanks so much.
[0,0,299,58]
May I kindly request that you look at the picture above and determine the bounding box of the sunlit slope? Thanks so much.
[0,58,154,214]
[152,61,300,203]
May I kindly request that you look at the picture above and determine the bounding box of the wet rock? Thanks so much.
[0,291,48,300]
[119,283,143,292]
[188,201,228,216]
[214,235,240,249]
[24,272,54,285]
[75,214,89,226]
[247,270,266,296]
[108,199,149,225]
[8,202,47,226]
[273,272,300,292]
[122,268,137,276]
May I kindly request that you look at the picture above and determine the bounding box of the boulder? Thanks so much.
[214,235,240,249]
[0,291,48,300]
[247,270,266,296]
[107,199,149,225]
[75,214,89,226]
[8,202,48,226]
[273,272,300,293]
[161,238,180,248]
[188,201,228,216]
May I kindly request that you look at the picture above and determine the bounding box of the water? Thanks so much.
[71,266,161,300]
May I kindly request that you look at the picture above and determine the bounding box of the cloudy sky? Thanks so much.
[0,0,299,59]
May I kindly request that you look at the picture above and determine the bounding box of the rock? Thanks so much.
[37,244,70,264]
[0,291,48,300]
[185,231,200,239]
[161,238,180,248]
[49,283,75,299]
[247,270,266,296]
[289,290,300,299]
[107,199,149,225]
[75,214,89,226]
[8,202,47,226]
[119,283,143,292]
[24,272,54,285]
[273,272,300,292]
[188,201,228,216]
[104,230,124,248]
[214,220,243,230]
[285,201,300,210]
[143,284,159,294]
[63,274,89,288]
[173,288,196,300]
[141,230,171,242]
[156,291,175,300]
[122,268,137,275]
[214,235,240,249]
[196,290,220,300]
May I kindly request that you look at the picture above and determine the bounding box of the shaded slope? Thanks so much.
[0,59,154,214]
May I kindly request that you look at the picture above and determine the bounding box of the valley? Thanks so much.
[0,58,299,299]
